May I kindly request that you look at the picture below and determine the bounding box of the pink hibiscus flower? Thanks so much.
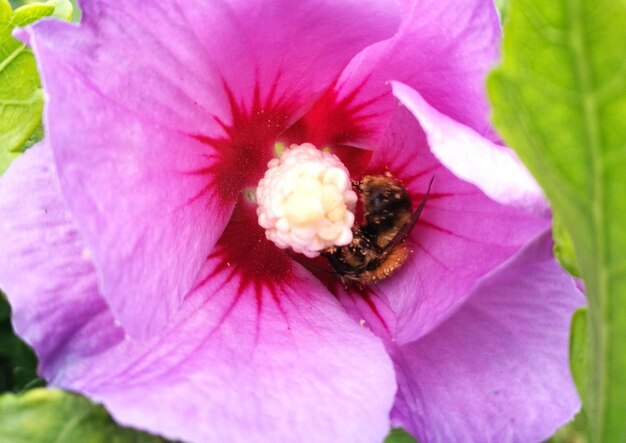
[0,0,582,441]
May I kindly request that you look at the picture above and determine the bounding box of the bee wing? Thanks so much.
[380,176,434,258]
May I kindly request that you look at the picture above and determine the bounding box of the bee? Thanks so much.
[322,172,433,287]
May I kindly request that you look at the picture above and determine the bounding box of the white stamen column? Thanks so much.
[256,143,357,257]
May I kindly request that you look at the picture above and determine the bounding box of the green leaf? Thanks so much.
[552,215,581,277]
[0,0,72,174]
[384,428,417,443]
[46,0,73,21]
[0,294,41,393]
[0,389,167,442]
[545,412,589,443]
[570,308,589,406]
[488,0,626,441]
[494,0,510,21]
[10,0,78,21]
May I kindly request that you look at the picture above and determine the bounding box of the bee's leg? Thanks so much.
[341,276,351,291]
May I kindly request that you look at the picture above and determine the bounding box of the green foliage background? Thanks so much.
[489,0,626,441]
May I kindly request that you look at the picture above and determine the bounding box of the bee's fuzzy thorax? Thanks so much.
[322,172,432,287]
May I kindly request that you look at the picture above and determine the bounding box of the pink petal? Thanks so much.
[335,285,399,341]
[293,0,502,150]
[386,0,501,136]
[79,268,396,443]
[366,108,549,344]
[27,0,399,338]
[391,82,548,214]
[218,0,401,113]
[28,26,235,339]
[390,232,584,442]
[0,143,123,382]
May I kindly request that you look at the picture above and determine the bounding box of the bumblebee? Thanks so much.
[322,172,432,287]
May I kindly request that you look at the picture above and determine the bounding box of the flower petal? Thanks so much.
[52,243,396,442]
[335,286,398,341]
[387,0,501,135]
[0,143,123,382]
[366,108,549,344]
[294,0,502,149]
[391,81,548,214]
[390,232,584,443]
[26,0,400,339]
[218,0,401,112]
[27,24,236,338]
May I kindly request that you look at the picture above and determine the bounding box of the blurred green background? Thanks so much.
[9,0,80,20]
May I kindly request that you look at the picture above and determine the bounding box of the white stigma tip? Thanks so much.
[256,143,356,257]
